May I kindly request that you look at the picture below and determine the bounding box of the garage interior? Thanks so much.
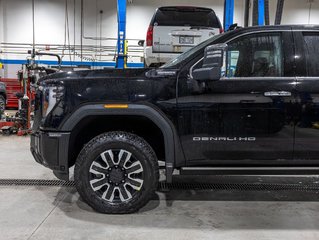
[1,0,319,239]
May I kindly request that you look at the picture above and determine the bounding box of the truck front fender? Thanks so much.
[61,103,183,182]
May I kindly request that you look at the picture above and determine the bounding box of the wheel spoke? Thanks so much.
[100,150,115,167]
[89,147,145,203]
[126,178,143,191]
[101,185,115,201]
[126,161,143,174]
[90,161,108,174]
[90,175,107,191]
[89,162,108,191]
[118,185,132,201]
[118,150,132,167]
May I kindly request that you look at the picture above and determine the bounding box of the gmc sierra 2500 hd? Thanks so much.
[31,25,319,213]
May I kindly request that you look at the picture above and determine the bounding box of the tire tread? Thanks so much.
[75,131,159,214]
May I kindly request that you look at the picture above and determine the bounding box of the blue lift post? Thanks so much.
[116,0,126,69]
[224,0,234,31]
[258,0,265,25]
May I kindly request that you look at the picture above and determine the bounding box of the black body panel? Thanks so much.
[31,25,319,180]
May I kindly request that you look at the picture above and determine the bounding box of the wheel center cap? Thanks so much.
[109,168,125,184]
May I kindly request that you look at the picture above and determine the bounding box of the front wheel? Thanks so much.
[74,131,159,214]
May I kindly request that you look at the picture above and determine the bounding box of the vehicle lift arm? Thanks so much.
[224,0,234,31]
[116,0,127,69]
[224,0,269,30]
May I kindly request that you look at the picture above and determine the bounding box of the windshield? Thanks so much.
[160,33,224,68]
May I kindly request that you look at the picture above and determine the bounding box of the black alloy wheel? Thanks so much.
[75,131,159,214]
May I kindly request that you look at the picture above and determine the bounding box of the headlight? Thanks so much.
[42,85,64,117]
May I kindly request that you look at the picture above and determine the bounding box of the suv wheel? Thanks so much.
[0,95,5,113]
[75,131,159,214]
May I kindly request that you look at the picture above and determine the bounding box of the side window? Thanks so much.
[302,33,319,76]
[225,33,284,78]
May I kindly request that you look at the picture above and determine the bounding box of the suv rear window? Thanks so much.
[152,7,221,28]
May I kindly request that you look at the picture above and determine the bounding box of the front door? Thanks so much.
[177,31,296,165]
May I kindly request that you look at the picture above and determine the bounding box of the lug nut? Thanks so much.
[115,165,118,169]
[115,183,119,186]
[121,168,125,171]
[121,180,125,183]
[108,168,112,171]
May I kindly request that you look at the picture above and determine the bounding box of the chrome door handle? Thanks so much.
[264,91,292,97]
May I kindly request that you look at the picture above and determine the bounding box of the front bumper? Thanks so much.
[30,131,71,180]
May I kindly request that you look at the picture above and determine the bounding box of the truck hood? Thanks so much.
[39,66,177,108]
[40,68,150,83]
[36,67,178,130]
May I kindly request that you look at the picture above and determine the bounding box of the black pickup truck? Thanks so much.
[31,25,319,213]
[0,81,7,114]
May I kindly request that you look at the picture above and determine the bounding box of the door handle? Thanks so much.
[264,91,292,97]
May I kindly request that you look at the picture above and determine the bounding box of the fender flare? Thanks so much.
[61,104,181,182]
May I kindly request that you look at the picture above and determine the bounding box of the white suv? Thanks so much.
[144,6,223,67]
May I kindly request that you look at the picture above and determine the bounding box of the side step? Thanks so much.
[180,167,319,175]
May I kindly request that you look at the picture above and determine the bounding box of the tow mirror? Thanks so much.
[192,43,227,81]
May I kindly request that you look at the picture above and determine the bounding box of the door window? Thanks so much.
[302,33,319,76]
[225,33,284,78]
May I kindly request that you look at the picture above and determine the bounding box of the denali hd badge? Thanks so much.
[193,137,256,141]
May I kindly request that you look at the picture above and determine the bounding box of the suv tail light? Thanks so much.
[219,28,224,34]
[146,26,153,46]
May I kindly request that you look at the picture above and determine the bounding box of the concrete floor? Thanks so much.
[1,135,319,240]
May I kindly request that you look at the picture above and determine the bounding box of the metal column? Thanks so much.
[258,0,265,25]
[224,0,234,31]
[275,0,285,25]
[253,0,265,26]
[116,0,126,69]
[252,0,258,26]
[264,0,270,25]
[244,0,250,27]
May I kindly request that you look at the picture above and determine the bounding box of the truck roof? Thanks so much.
[222,25,319,39]
[231,24,319,33]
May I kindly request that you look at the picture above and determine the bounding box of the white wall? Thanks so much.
[1,0,319,78]
[0,0,246,78]
[269,0,319,25]
[0,0,233,45]
[1,0,318,44]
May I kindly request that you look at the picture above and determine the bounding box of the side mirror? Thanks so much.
[192,43,227,81]
[138,40,145,47]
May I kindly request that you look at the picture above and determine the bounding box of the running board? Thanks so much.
[180,167,319,175]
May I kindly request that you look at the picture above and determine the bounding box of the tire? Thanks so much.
[75,131,159,214]
[0,95,5,114]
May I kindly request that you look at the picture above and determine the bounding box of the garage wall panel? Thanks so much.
[0,0,319,79]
